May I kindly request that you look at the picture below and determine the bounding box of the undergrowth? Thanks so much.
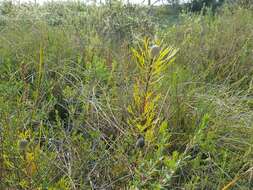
[0,1,252,189]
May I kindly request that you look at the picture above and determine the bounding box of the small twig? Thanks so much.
[222,167,253,190]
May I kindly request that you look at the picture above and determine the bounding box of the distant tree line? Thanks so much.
[185,0,225,12]
[0,0,252,16]
[173,0,252,12]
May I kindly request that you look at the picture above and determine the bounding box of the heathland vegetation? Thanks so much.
[0,0,252,189]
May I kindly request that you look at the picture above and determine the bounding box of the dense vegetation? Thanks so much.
[0,0,252,189]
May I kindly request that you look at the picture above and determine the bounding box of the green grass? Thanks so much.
[0,1,252,189]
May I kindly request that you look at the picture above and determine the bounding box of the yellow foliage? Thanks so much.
[128,37,178,143]
[25,152,37,177]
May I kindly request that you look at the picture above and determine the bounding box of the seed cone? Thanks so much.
[150,45,161,58]
[19,139,28,150]
[136,135,145,148]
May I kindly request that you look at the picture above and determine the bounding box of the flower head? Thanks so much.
[150,44,161,58]
[19,139,28,150]
[136,135,145,148]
